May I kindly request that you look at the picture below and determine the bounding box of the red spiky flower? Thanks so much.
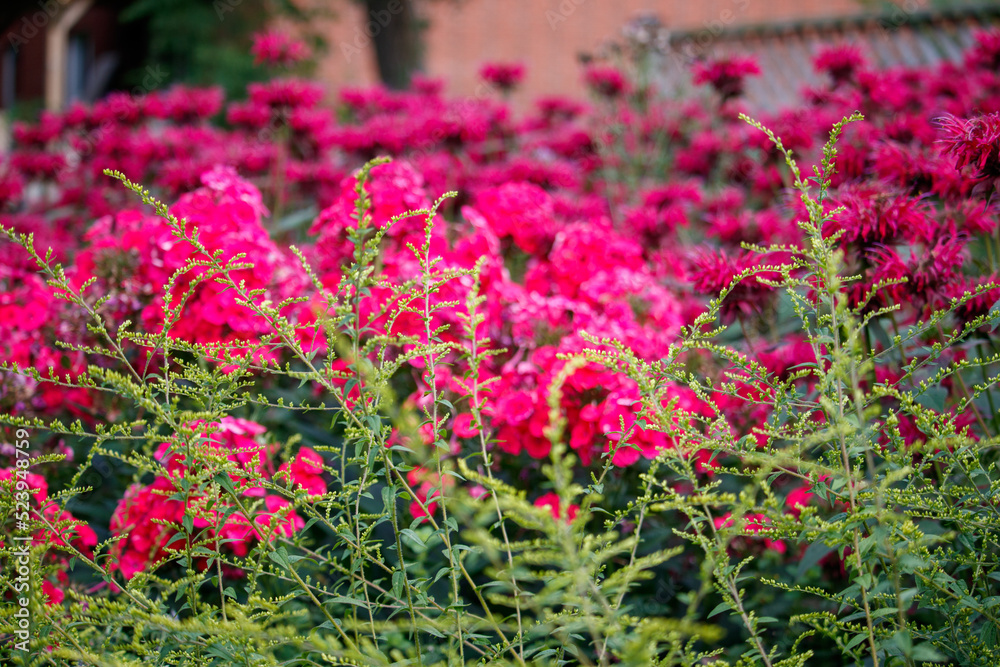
[688,249,784,322]
[480,62,526,92]
[813,44,867,87]
[939,112,1000,186]
[692,55,761,102]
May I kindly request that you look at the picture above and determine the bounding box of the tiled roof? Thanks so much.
[657,3,1000,112]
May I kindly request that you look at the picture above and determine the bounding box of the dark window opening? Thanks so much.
[67,32,94,105]
[2,46,15,109]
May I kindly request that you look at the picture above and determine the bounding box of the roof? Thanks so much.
[657,2,1000,112]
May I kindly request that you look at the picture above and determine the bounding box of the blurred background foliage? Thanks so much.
[117,0,323,97]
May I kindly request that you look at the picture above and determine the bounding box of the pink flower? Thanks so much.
[495,426,523,456]
[692,449,721,476]
[826,185,935,247]
[784,486,813,515]
[108,418,311,578]
[472,182,556,255]
[251,30,310,67]
[534,491,579,522]
[453,413,480,438]
[248,78,324,110]
[213,496,305,558]
[279,447,327,495]
[583,64,629,99]
[0,467,97,560]
[687,249,782,322]
[536,96,585,122]
[495,390,536,425]
[156,417,275,482]
[714,512,785,554]
[939,112,1000,184]
[155,86,224,122]
[692,55,760,101]
[410,74,444,96]
[0,468,48,504]
[948,274,1000,326]
[42,506,98,555]
[965,29,1000,70]
[479,62,526,92]
[813,44,866,86]
[109,480,185,579]
[12,111,63,145]
[42,580,65,606]
[407,467,455,524]
[258,495,305,538]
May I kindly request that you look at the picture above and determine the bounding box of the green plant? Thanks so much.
[2,114,1000,666]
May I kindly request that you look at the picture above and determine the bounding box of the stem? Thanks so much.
[421,215,464,662]
[978,343,1000,436]
[465,282,525,661]
[380,445,423,664]
[936,322,991,438]
[598,505,646,659]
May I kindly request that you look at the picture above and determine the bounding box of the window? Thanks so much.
[2,46,15,109]
[66,32,93,105]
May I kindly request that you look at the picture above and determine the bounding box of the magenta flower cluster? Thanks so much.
[4,31,1000,579]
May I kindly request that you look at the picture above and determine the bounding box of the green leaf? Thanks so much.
[268,547,291,570]
[213,472,237,496]
[205,645,235,661]
[914,386,947,413]
[796,540,834,580]
[326,596,369,608]
[912,642,947,661]
[381,485,395,514]
[989,298,1000,332]
[980,622,998,648]
[869,319,892,352]
[271,206,318,234]
[708,602,732,618]
[392,570,405,599]
[400,528,425,548]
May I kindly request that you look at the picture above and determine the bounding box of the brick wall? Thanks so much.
[315,0,869,108]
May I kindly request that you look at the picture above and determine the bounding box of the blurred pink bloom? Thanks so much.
[813,44,867,86]
[692,55,760,101]
[583,64,629,99]
[534,491,579,522]
[479,62,526,91]
[251,30,310,67]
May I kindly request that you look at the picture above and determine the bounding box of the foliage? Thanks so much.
[2,29,1000,666]
[119,0,320,97]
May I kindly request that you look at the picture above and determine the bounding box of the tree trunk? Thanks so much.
[364,0,422,89]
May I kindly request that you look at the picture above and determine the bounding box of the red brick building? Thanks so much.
[313,0,872,108]
[2,0,989,118]
[0,0,129,113]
